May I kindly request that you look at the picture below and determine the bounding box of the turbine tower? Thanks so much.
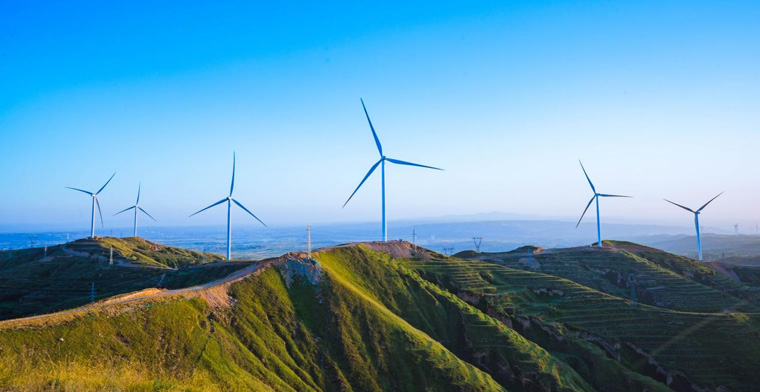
[343,99,443,242]
[114,183,156,237]
[664,192,723,261]
[190,153,267,261]
[576,161,631,248]
[66,173,116,239]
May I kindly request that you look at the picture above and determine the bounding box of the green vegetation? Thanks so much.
[0,237,249,320]
[0,248,505,391]
[414,253,760,390]
[1,240,759,390]
[464,241,760,312]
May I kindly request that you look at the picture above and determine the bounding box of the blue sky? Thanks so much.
[1,1,759,231]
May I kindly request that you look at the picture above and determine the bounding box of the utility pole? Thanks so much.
[307,224,312,259]
[472,237,482,253]
[44,246,47,259]
[412,229,417,253]
[109,246,113,265]
[735,224,739,236]
[90,282,96,303]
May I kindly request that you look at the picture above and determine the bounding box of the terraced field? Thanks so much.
[459,241,760,313]
[412,256,760,391]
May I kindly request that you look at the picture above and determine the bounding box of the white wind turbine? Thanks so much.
[190,153,266,260]
[576,161,631,247]
[664,192,723,261]
[66,173,116,239]
[343,99,443,242]
[114,183,156,237]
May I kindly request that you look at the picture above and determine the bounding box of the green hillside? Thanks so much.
[414,254,760,390]
[0,245,506,391]
[0,237,249,320]
[458,240,760,312]
[1,240,758,391]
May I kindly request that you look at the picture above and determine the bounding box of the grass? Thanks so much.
[0,237,251,320]
[464,240,760,313]
[0,244,506,391]
[413,254,760,391]
[2,239,759,390]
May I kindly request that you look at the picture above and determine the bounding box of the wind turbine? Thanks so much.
[576,161,631,247]
[66,173,116,239]
[190,153,266,261]
[343,99,443,242]
[114,183,156,237]
[664,192,723,261]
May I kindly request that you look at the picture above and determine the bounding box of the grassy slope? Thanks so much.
[95,237,224,268]
[413,256,760,391]
[0,249,505,391]
[0,238,248,320]
[465,241,760,313]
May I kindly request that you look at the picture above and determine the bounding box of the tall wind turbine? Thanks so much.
[66,173,116,239]
[343,99,443,242]
[576,161,631,247]
[664,192,723,261]
[114,183,156,237]
[190,153,267,260]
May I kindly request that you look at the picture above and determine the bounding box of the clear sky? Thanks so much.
[1,1,759,232]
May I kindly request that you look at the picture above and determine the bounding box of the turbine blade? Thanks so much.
[138,206,157,222]
[697,192,724,212]
[66,187,93,195]
[578,160,596,193]
[230,152,236,197]
[189,198,228,217]
[232,198,267,227]
[114,206,135,216]
[598,194,632,198]
[96,172,116,195]
[343,159,382,208]
[386,157,443,171]
[95,197,104,228]
[360,98,383,156]
[664,199,695,213]
[576,195,596,228]
[136,182,141,204]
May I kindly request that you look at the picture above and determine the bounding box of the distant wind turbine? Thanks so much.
[190,153,266,261]
[114,183,156,237]
[66,173,116,239]
[576,161,631,247]
[343,99,443,242]
[664,192,723,261]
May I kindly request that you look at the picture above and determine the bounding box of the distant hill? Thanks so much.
[456,240,760,312]
[0,237,251,320]
[1,240,758,390]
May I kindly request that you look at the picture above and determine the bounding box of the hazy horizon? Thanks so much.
[2,1,759,231]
